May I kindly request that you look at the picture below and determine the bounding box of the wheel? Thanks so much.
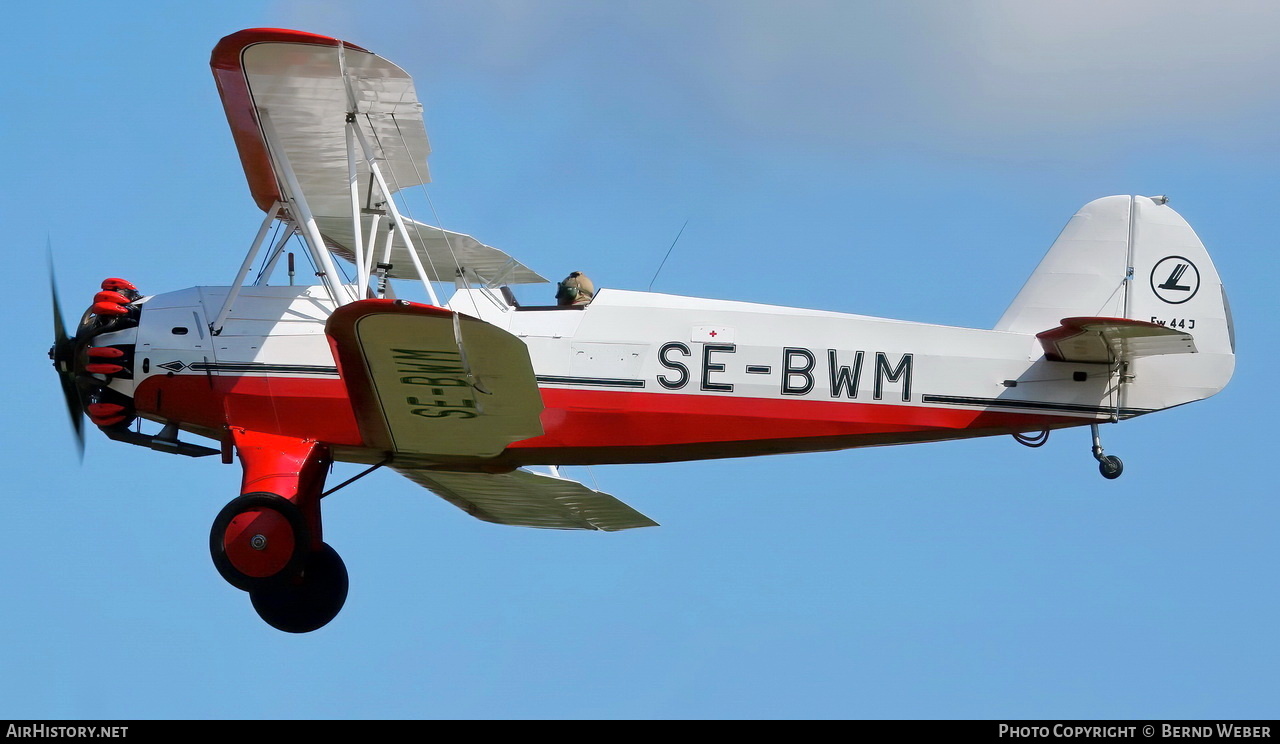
[1099,455,1124,480]
[210,492,311,592]
[249,543,348,633]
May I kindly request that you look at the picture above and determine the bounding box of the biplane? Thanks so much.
[48,29,1235,632]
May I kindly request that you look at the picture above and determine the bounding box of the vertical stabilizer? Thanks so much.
[996,196,1132,334]
[998,195,1234,410]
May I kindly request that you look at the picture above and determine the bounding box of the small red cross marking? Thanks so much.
[709,330,717,337]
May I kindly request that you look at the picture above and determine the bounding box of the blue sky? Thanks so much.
[3,1,1277,719]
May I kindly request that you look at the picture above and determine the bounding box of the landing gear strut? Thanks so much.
[1090,423,1123,480]
[209,429,348,632]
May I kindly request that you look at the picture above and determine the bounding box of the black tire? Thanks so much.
[1099,455,1124,480]
[250,542,349,633]
[210,492,311,592]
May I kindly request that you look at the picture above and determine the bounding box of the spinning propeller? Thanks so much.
[47,249,85,459]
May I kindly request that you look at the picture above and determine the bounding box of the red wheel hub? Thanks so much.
[222,507,297,578]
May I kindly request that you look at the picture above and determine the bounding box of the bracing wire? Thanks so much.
[364,110,491,403]
[584,465,602,493]
[252,220,283,284]
[338,45,476,314]
[334,253,355,284]
[389,112,482,319]
[363,112,448,306]
[297,233,321,278]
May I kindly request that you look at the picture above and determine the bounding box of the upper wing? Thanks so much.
[398,467,658,531]
[211,29,545,285]
[1036,316,1196,364]
[212,28,427,215]
[326,299,544,458]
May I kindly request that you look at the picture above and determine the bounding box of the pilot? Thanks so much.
[555,271,595,306]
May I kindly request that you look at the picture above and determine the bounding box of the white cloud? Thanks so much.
[945,3,1280,129]
[273,1,1280,154]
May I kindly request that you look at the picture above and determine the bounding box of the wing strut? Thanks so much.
[337,43,371,297]
[211,201,282,335]
[259,109,355,307]
[345,115,441,306]
[344,113,368,297]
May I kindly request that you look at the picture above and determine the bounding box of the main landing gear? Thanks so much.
[1090,423,1124,480]
[209,430,348,632]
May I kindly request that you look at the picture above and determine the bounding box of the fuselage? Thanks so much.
[88,283,1176,468]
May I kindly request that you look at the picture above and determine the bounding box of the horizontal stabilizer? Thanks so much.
[1036,316,1196,364]
[397,467,659,531]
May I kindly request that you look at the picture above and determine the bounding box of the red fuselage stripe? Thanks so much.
[134,374,1082,463]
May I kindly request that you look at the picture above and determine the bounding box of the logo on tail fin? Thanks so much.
[1150,256,1200,304]
[1159,264,1192,291]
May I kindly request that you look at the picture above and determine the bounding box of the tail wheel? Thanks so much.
[210,492,311,592]
[249,543,349,633]
[1099,455,1124,480]
[1089,423,1124,480]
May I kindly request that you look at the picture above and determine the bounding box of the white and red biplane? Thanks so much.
[48,29,1235,632]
